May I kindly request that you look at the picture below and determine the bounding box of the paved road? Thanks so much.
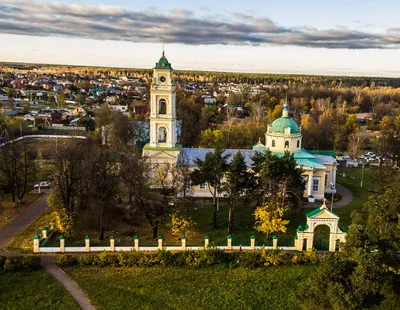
[0,194,48,250]
[304,183,354,209]
[0,194,97,310]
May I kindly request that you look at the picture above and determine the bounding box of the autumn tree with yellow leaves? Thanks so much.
[254,202,290,240]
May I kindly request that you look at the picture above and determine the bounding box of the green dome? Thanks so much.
[270,117,300,134]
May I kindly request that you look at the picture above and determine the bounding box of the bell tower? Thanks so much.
[149,51,177,148]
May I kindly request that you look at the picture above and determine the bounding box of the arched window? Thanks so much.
[297,140,300,148]
[285,141,289,148]
[158,126,167,143]
[158,98,167,114]
[272,140,275,147]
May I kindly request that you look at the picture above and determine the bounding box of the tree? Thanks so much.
[0,135,36,206]
[223,151,253,233]
[379,116,400,165]
[190,147,229,228]
[122,151,165,238]
[87,146,121,240]
[168,212,196,239]
[252,150,305,210]
[57,92,66,108]
[254,202,289,239]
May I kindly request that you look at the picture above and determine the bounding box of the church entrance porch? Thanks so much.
[295,199,347,252]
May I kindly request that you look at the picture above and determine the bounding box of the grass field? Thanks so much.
[335,166,377,227]
[64,265,314,310]
[0,269,79,310]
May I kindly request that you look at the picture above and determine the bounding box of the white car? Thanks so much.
[34,181,52,189]
[23,114,35,121]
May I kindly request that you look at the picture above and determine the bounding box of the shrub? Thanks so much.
[118,251,141,267]
[0,256,5,270]
[301,249,319,264]
[236,251,264,268]
[197,248,227,267]
[55,255,77,266]
[78,254,96,266]
[94,252,119,267]
[4,257,23,271]
[21,256,41,270]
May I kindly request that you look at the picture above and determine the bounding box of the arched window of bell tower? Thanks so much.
[297,140,300,148]
[285,141,289,148]
[158,126,167,143]
[272,140,275,147]
[158,98,167,114]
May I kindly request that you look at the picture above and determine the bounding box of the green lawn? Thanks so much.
[0,269,79,310]
[64,265,314,310]
[335,166,377,227]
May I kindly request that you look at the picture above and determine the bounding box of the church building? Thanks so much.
[143,53,337,201]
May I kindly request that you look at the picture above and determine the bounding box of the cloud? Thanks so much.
[0,1,399,49]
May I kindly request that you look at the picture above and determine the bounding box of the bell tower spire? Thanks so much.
[149,52,177,148]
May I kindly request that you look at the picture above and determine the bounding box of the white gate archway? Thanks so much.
[296,199,347,252]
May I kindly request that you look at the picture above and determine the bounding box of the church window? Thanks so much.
[272,140,275,147]
[285,141,289,148]
[325,172,329,186]
[297,140,300,148]
[313,178,320,192]
[158,126,167,143]
[199,183,207,190]
[158,98,167,114]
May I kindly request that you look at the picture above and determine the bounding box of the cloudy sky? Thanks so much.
[1,0,400,76]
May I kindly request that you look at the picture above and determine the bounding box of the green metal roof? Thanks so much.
[306,208,323,218]
[273,149,325,168]
[269,117,300,134]
[308,150,336,158]
[155,53,173,70]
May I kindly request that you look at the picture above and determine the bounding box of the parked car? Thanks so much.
[34,181,52,189]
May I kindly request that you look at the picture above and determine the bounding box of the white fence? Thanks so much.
[0,134,87,148]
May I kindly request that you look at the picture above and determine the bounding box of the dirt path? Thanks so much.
[0,194,97,310]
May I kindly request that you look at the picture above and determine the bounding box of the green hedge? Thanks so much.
[55,249,318,268]
[0,256,41,271]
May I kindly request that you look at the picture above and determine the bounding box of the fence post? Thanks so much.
[294,236,298,250]
[227,235,232,250]
[85,235,90,252]
[181,236,186,250]
[110,236,115,252]
[60,235,65,253]
[204,235,209,249]
[42,227,48,239]
[158,236,163,250]
[134,235,139,251]
[250,235,255,250]
[273,235,278,249]
[33,235,40,253]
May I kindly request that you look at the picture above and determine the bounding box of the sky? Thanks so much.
[0,0,400,77]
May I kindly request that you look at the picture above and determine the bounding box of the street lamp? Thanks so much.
[360,162,364,188]
[330,182,335,211]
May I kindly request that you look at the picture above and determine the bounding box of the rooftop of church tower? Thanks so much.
[154,51,173,70]
[269,102,300,134]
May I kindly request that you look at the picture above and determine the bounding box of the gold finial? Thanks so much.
[162,44,165,57]
[321,198,328,209]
